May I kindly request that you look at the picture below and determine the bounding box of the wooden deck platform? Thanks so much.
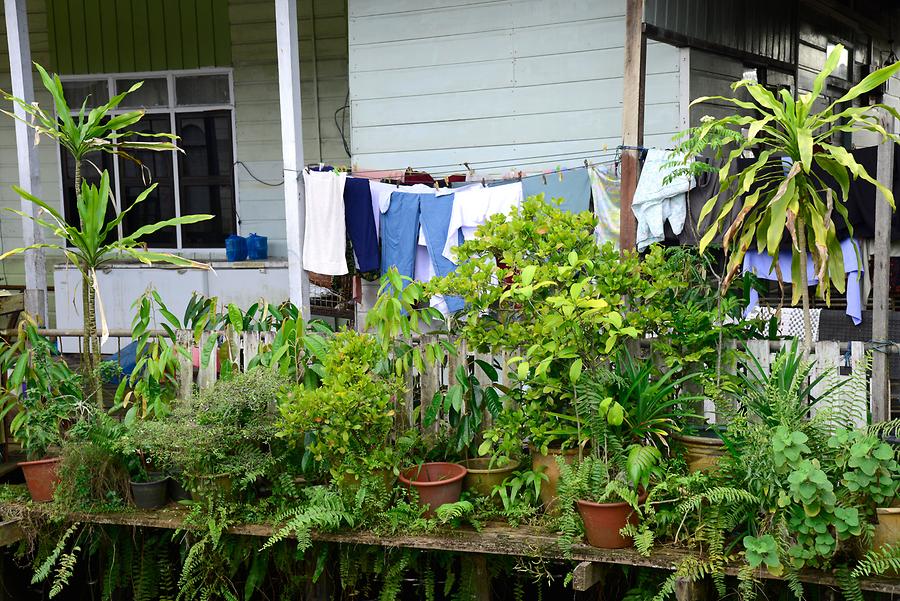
[1,502,898,595]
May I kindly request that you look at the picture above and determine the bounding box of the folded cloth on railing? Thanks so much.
[742,237,863,325]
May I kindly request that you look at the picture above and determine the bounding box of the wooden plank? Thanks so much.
[276,0,311,317]
[0,520,23,548]
[146,0,166,71]
[619,0,645,251]
[115,0,135,72]
[5,503,900,595]
[849,341,868,428]
[871,131,894,423]
[67,0,89,73]
[4,0,47,323]
[163,0,184,68]
[810,341,839,419]
[180,0,200,69]
[195,0,216,67]
[83,0,103,72]
[131,0,152,71]
[420,336,441,431]
[211,0,232,66]
[571,561,607,592]
[0,295,24,316]
[197,332,218,390]
[242,332,260,371]
[175,330,194,400]
[99,0,119,72]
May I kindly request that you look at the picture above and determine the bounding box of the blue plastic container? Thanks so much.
[225,235,248,262]
[247,233,268,261]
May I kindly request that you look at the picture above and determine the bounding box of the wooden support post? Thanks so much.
[674,577,709,601]
[462,554,491,601]
[275,0,310,318]
[871,130,894,423]
[176,329,194,400]
[619,0,646,251]
[572,561,607,592]
[4,0,47,323]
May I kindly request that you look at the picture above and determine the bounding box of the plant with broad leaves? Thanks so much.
[0,65,213,407]
[684,44,900,349]
[743,534,783,575]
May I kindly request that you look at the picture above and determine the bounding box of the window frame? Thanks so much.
[56,67,239,254]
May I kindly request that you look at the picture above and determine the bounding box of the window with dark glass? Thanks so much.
[59,72,235,249]
[177,111,236,248]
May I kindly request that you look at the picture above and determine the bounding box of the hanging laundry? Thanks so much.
[443,181,524,262]
[380,191,427,285]
[343,177,379,273]
[352,168,406,181]
[590,164,620,247]
[742,238,864,325]
[420,193,464,314]
[632,149,695,250]
[521,166,591,214]
[303,168,348,276]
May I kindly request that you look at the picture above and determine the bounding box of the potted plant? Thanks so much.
[129,464,168,510]
[398,462,467,517]
[277,329,405,491]
[0,320,87,502]
[137,367,288,504]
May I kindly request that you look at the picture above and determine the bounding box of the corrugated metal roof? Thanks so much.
[645,0,796,67]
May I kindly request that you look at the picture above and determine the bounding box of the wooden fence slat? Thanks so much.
[810,341,840,419]
[176,329,193,400]
[242,332,260,371]
[197,332,218,390]
[447,339,468,417]
[420,335,442,432]
[849,341,869,429]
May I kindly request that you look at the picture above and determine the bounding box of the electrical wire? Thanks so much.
[335,90,351,157]
[234,161,284,187]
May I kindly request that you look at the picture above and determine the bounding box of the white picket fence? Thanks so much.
[170,330,875,430]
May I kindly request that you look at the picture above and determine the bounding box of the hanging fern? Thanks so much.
[48,548,80,598]
[32,523,80,586]
[851,543,900,578]
[262,486,354,555]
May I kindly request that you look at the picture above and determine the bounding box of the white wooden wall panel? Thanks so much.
[348,0,682,174]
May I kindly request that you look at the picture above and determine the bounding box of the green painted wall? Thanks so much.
[47,0,231,74]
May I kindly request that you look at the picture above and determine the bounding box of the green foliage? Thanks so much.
[829,429,900,508]
[743,534,782,574]
[137,367,289,494]
[277,329,405,480]
[689,44,900,308]
[0,318,87,459]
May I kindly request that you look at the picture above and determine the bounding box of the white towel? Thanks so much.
[303,169,349,275]
[632,149,695,250]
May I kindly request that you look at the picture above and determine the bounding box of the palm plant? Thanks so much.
[682,45,900,350]
[1,64,211,406]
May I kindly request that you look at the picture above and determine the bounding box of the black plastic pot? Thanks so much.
[131,477,168,510]
[168,477,192,502]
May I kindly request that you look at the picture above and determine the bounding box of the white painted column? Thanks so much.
[274,0,310,317]
[4,0,47,323]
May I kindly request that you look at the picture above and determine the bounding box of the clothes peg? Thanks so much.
[481,178,486,188]
[542,173,547,185]
[583,159,589,169]
[557,166,564,182]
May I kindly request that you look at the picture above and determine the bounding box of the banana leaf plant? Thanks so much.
[682,44,900,351]
[1,64,210,407]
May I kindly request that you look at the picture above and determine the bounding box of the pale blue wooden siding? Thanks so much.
[348,0,683,174]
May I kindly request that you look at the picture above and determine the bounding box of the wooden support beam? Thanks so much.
[619,0,646,251]
[871,126,894,423]
[4,0,48,323]
[674,577,709,601]
[571,561,607,592]
[0,519,23,548]
[275,0,310,318]
[462,554,491,601]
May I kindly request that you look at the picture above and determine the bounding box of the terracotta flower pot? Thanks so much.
[131,477,169,510]
[577,493,645,549]
[531,447,579,512]
[673,432,726,473]
[398,462,467,517]
[20,457,61,503]
[459,458,520,500]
